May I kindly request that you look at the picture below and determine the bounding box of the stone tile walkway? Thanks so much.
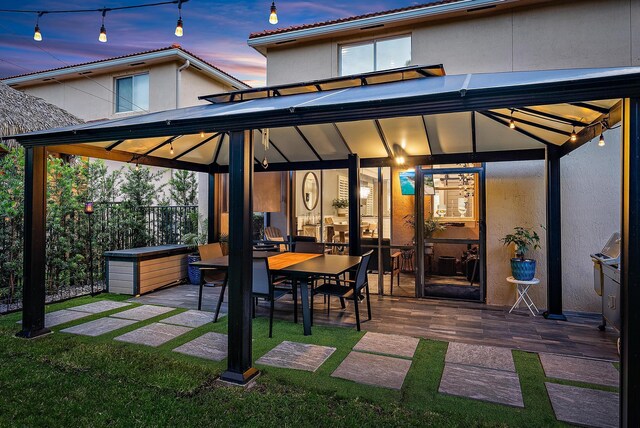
[173,332,227,361]
[110,305,175,321]
[438,342,523,407]
[18,309,92,328]
[256,340,336,372]
[67,300,130,314]
[61,317,138,336]
[546,382,619,428]
[353,332,419,358]
[332,351,412,390]
[161,310,214,328]
[539,353,619,387]
[114,322,191,347]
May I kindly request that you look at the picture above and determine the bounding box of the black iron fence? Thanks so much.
[0,204,198,314]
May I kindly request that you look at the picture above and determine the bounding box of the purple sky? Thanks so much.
[0,1,424,86]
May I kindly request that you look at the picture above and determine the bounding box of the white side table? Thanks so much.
[507,276,540,316]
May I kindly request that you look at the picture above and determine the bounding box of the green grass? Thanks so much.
[0,295,615,427]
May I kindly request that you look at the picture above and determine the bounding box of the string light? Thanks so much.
[98,10,107,43]
[570,127,577,142]
[174,0,184,37]
[598,133,605,147]
[269,1,278,24]
[33,12,44,41]
[509,110,516,129]
[199,131,205,138]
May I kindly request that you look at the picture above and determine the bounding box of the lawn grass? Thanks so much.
[0,294,614,427]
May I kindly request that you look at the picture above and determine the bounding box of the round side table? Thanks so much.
[507,276,540,316]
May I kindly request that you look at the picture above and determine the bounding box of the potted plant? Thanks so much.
[403,214,446,254]
[500,226,541,281]
[332,198,349,216]
[183,222,208,285]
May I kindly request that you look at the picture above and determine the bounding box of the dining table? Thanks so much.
[190,251,361,335]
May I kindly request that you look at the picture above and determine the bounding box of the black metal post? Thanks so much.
[17,146,49,339]
[88,215,94,295]
[348,154,361,256]
[621,97,640,427]
[207,172,219,243]
[377,167,384,295]
[543,145,566,320]
[415,166,425,298]
[221,130,258,385]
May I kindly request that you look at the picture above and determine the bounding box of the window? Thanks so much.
[339,35,411,76]
[115,73,149,113]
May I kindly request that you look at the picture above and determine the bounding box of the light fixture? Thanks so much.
[360,186,371,200]
[170,141,174,155]
[84,202,94,215]
[175,0,184,37]
[98,10,107,43]
[599,133,605,147]
[509,110,516,129]
[199,131,205,138]
[269,1,278,24]
[395,156,405,165]
[261,128,270,169]
[570,127,577,142]
[33,12,44,41]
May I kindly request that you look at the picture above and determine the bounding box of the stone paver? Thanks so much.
[439,363,524,407]
[445,342,516,372]
[256,340,336,372]
[353,332,419,358]
[539,353,619,387]
[61,317,138,336]
[173,332,227,361]
[68,300,131,314]
[110,305,175,321]
[114,322,191,347]
[16,309,92,328]
[546,382,619,428]
[331,351,412,390]
[160,310,214,328]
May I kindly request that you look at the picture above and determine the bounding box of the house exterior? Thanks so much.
[247,0,639,311]
[2,44,249,207]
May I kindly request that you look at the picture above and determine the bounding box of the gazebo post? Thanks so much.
[621,97,640,427]
[543,145,566,321]
[348,154,361,256]
[221,130,258,385]
[207,171,220,243]
[16,146,50,339]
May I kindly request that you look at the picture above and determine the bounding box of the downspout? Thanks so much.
[176,59,190,109]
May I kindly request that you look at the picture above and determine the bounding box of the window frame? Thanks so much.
[338,34,412,77]
[114,72,149,114]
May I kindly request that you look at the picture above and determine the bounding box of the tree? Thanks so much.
[169,170,198,206]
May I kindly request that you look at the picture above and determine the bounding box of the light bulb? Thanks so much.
[598,134,605,147]
[269,2,278,24]
[395,156,405,165]
[175,18,183,37]
[200,131,205,138]
[509,119,516,129]
[34,24,42,41]
[170,143,174,155]
[99,25,107,43]
[570,127,577,142]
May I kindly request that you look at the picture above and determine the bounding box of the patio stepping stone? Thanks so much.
[61,317,138,337]
[546,382,619,428]
[445,342,516,372]
[160,310,215,328]
[16,309,93,328]
[109,304,175,321]
[114,322,191,347]
[539,353,619,387]
[332,351,412,390]
[68,300,131,314]
[353,332,419,358]
[173,332,227,361]
[439,363,524,407]
[256,340,336,372]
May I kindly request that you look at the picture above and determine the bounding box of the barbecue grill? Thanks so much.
[591,232,621,332]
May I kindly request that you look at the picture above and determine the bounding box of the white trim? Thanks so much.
[2,48,249,90]
[248,0,518,50]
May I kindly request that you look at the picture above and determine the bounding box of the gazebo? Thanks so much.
[10,66,640,425]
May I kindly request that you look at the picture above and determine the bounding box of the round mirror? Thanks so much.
[302,172,319,211]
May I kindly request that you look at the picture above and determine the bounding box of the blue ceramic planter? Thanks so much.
[511,258,536,281]
[187,254,201,285]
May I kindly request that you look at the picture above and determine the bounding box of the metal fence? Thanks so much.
[0,204,198,314]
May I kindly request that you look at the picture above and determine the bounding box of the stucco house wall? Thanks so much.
[258,0,635,311]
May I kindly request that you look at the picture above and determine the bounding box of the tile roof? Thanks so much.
[3,44,247,87]
[249,0,465,39]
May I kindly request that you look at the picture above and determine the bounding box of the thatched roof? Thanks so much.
[0,82,81,148]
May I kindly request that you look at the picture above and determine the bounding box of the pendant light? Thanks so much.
[269,1,278,25]
[33,12,44,41]
[509,110,516,129]
[98,10,107,43]
[175,0,184,37]
[570,126,577,142]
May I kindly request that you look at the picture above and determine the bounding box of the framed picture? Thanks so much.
[399,171,415,195]
[424,174,435,195]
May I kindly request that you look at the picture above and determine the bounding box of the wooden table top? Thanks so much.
[190,252,321,271]
[278,254,361,276]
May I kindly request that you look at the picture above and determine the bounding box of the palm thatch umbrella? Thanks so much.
[0,82,81,148]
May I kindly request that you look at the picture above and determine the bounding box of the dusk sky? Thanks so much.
[0,1,425,87]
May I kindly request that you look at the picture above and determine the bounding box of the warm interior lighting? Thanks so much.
[33,24,42,41]
[175,17,183,37]
[570,127,577,142]
[598,133,605,147]
[269,1,278,24]
[395,156,405,165]
[360,186,371,199]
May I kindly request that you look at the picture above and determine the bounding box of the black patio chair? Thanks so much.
[252,257,285,338]
[361,238,401,294]
[311,250,374,331]
[294,241,324,254]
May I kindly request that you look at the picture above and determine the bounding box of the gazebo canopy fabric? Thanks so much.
[11,66,640,169]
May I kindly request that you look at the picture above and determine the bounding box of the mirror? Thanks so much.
[302,172,319,211]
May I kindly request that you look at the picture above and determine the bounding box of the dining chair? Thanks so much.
[252,257,284,338]
[197,243,227,319]
[311,250,374,331]
[294,241,324,254]
[264,226,283,240]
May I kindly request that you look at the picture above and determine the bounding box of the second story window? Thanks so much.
[115,73,149,113]
[339,35,411,76]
